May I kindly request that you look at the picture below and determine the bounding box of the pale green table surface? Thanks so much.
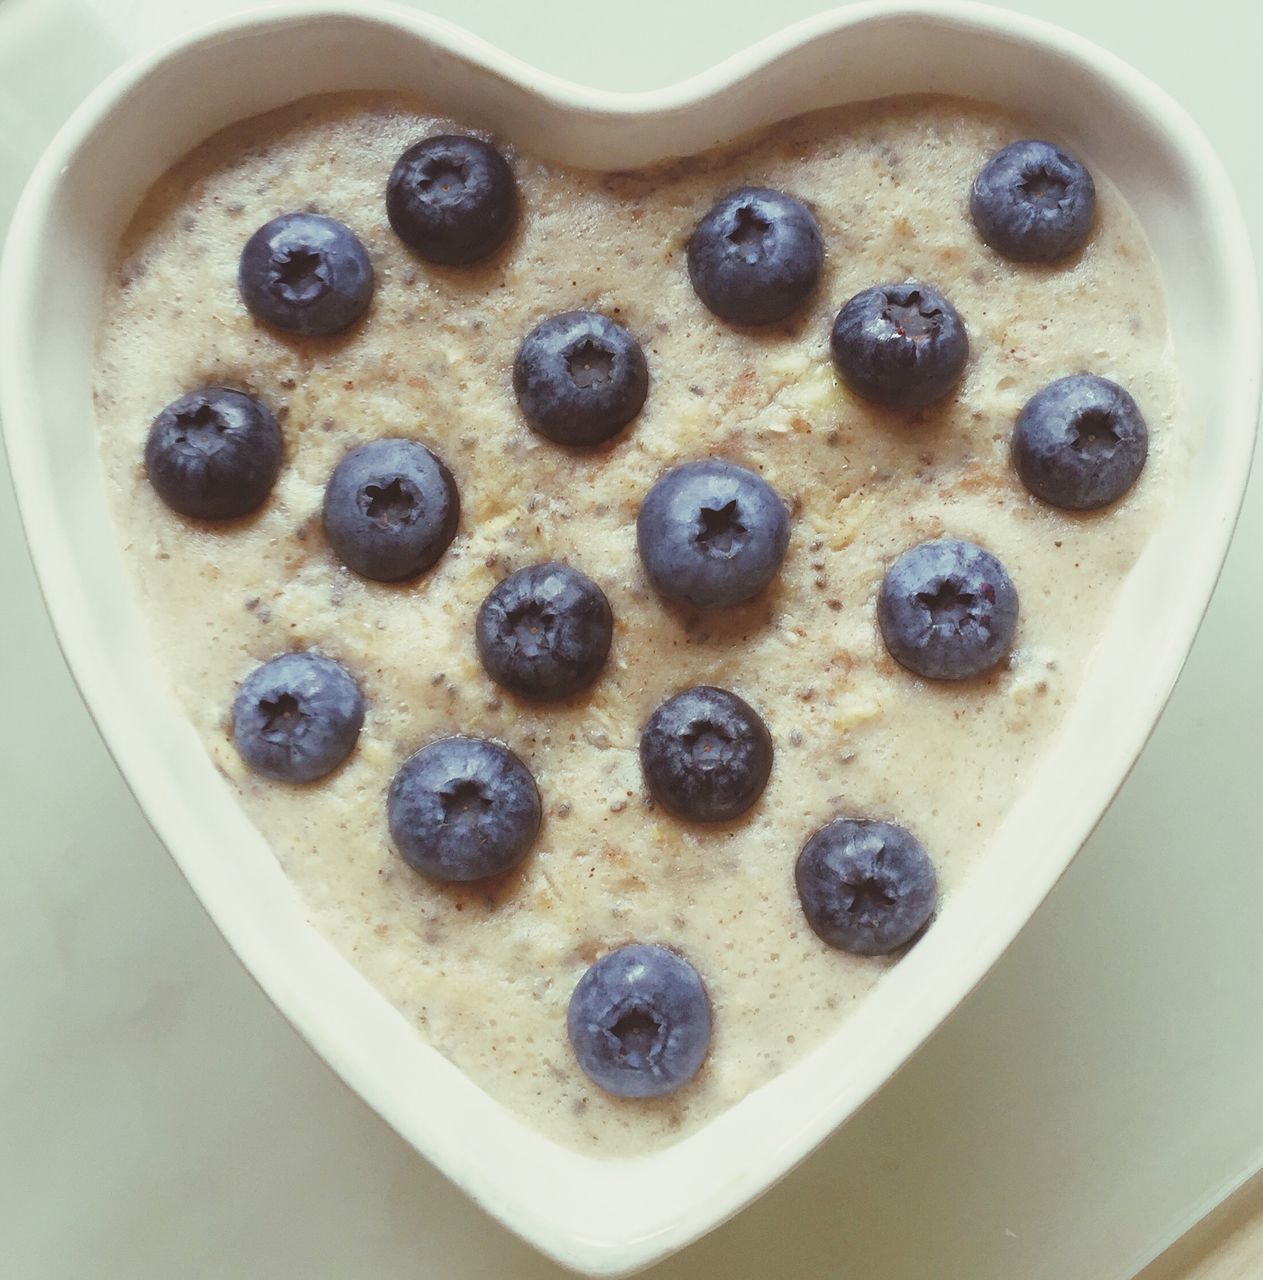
[2,1,1260,1277]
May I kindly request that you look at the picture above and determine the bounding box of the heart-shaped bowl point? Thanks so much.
[1,2,1257,1275]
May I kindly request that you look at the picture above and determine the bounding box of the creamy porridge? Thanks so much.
[92,92,1185,1154]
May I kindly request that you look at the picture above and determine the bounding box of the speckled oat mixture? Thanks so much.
[92,92,1186,1154]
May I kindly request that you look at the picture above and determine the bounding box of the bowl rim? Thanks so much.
[2,1,1258,1275]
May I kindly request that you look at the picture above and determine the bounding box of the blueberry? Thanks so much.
[238,212,373,337]
[386,134,516,265]
[640,685,772,823]
[387,736,541,882]
[144,387,282,520]
[686,187,824,325]
[232,651,365,784]
[1013,374,1148,510]
[796,818,937,955]
[567,944,712,1098]
[637,460,789,609]
[322,438,459,582]
[513,311,648,446]
[878,537,1019,681]
[830,282,969,410]
[971,139,1096,263]
[476,563,612,700]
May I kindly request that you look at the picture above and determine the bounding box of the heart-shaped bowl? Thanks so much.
[2,1,1257,1273]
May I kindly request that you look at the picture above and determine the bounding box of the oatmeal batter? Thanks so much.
[92,92,1186,1153]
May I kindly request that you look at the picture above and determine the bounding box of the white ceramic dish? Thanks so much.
[1,1,1256,1274]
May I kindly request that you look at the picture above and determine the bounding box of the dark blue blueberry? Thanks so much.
[144,386,282,520]
[878,537,1019,681]
[322,438,459,582]
[1013,373,1148,510]
[830,282,969,410]
[637,459,789,609]
[232,651,365,784]
[567,944,712,1098]
[386,134,516,265]
[686,187,824,325]
[238,212,373,337]
[476,562,612,700]
[387,736,541,882]
[640,685,772,823]
[513,311,648,446]
[796,818,937,955]
[971,139,1096,263]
